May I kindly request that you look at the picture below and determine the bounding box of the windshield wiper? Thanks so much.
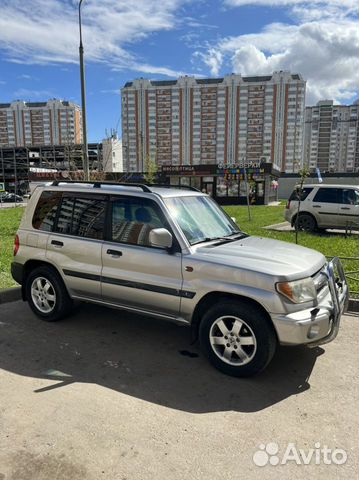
[191,232,247,246]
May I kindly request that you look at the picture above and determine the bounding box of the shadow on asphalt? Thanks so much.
[0,301,324,413]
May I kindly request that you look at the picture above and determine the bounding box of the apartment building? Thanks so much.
[304,100,359,173]
[121,72,306,173]
[0,99,82,148]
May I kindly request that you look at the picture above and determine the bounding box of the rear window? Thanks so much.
[32,191,62,231]
[289,187,313,202]
[55,195,107,240]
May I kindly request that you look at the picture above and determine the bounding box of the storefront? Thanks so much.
[160,162,280,205]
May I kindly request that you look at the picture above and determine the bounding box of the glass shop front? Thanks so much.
[160,163,279,205]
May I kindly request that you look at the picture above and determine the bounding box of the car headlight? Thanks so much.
[276,277,317,303]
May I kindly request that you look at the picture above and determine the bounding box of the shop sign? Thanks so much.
[217,161,261,169]
[161,165,195,174]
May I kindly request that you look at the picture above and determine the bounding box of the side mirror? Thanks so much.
[231,217,237,223]
[149,228,173,249]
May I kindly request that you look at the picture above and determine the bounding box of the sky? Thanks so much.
[0,0,358,142]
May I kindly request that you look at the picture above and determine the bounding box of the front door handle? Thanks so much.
[340,207,350,210]
[313,205,321,208]
[51,240,64,247]
[107,249,122,257]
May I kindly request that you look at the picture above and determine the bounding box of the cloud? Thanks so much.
[0,0,191,77]
[0,80,6,85]
[195,1,358,104]
[17,74,33,79]
[13,88,56,99]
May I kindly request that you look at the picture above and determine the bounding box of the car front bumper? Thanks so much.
[271,258,349,346]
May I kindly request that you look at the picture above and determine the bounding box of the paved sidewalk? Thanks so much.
[0,301,358,480]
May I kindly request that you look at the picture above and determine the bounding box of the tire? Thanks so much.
[25,265,73,322]
[199,300,277,377]
[297,213,316,232]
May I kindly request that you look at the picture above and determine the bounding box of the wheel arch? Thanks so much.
[190,291,277,342]
[291,210,317,228]
[21,260,66,301]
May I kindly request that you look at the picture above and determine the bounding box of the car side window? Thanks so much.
[289,187,313,201]
[110,196,169,247]
[340,189,357,205]
[55,195,107,239]
[32,191,62,231]
[313,188,338,203]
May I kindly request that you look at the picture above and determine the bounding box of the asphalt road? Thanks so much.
[0,300,358,480]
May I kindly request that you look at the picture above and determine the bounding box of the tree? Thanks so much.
[143,154,158,184]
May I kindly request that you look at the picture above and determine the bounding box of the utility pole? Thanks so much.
[78,0,89,180]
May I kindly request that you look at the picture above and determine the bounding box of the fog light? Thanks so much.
[308,324,320,339]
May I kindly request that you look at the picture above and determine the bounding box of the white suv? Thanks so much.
[285,184,359,232]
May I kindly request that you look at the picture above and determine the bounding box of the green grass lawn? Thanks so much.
[0,207,25,288]
[1,204,358,296]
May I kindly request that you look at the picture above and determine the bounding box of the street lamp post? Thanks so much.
[78,0,89,181]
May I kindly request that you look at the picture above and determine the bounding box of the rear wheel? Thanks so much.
[25,266,73,322]
[199,301,277,377]
[297,213,316,232]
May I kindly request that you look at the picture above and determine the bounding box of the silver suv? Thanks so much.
[285,184,359,232]
[11,181,349,377]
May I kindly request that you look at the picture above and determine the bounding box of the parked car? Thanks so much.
[285,184,359,232]
[0,192,23,203]
[11,181,348,377]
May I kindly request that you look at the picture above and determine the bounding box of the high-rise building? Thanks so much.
[0,99,82,148]
[304,100,359,173]
[121,72,306,173]
[102,134,123,172]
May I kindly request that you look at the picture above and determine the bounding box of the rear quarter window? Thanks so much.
[289,187,313,202]
[32,191,62,231]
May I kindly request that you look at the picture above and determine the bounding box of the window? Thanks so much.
[289,187,313,202]
[313,188,338,203]
[55,195,106,239]
[340,189,359,205]
[110,197,168,247]
[32,191,62,231]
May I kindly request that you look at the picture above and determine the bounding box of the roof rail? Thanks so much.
[50,180,152,193]
[147,183,200,192]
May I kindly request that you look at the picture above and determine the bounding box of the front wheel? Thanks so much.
[25,266,73,322]
[199,301,277,377]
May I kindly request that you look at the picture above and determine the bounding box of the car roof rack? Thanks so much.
[146,183,200,192]
[50,180,152,193]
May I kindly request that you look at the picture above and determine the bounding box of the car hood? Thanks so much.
[195,236,326,280]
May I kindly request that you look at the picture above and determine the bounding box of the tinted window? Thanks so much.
[313,188,338,203]
[340,189,359,205]
[289,187,313,201]
[32,191,61,231]
[55,195,107,239]
[111,197,168,246]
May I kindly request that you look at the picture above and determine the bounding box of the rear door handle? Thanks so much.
[340,207,350,210]
[51,240,64,247]
[107,249,122,257]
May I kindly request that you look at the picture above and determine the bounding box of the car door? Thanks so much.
[101,195,183,317]
[337,188,359,228]
[311,187,339,227]
[46,192,107,300]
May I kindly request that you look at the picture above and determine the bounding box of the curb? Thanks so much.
[0,287,21,304]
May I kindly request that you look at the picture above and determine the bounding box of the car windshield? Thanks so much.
[164,195,242,245]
